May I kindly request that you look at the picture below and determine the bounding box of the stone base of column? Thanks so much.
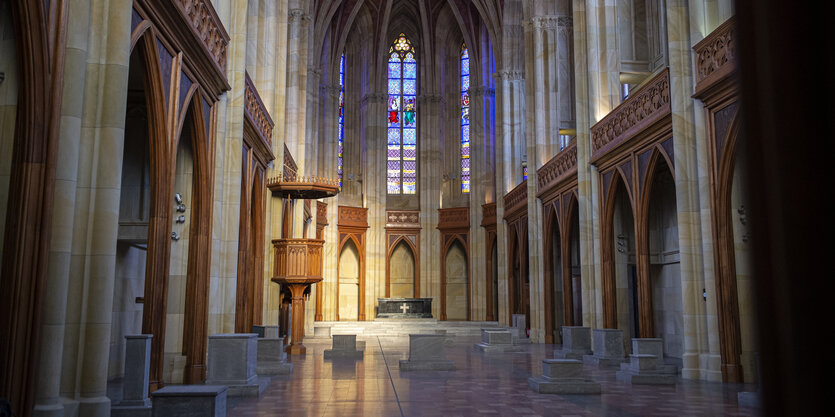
[615,354,677,385]
[399,334,456,371]
[474,330,523,353]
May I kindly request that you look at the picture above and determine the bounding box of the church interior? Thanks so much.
[0,0,831,416]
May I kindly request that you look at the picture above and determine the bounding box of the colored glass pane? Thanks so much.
[338,54,345,188]
[387,34,418,194]
[460,45,470,193]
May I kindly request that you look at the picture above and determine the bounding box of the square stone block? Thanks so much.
[527,377,602,395]
[482,330,512,345]
[257,338,293,375]
[630,354,659,371]
[542,359,583,379]
[206,334,258,386]
[120,335,152,405]
[333,334,357,350]
[399,334,455,371]
[512,314,527,330]
[151,385,226,417]
[406,334,446,361]
[592,329,624,358]
[554,327,591,359]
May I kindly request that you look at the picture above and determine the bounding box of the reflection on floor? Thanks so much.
[229,336,758,417]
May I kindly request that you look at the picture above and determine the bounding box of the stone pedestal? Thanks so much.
[615,354,677,385]
[528,359,601,394]
[583,329,627,367]
[206,334,269,396]
[511,314,530,344]
[630,338,677,374]
[474,329,523,353]
[151,386,226,417]
[399,334,455,371]
[553,327,592,360]
[324,335,364,359]
[112,335,152,417]
[257,337,293,375]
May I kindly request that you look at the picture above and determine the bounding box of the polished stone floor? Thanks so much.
[228,336,759,417]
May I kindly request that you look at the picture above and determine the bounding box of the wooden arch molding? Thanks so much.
[541,186,580,343]
[600,169,634,328]
[505,216,529,327]
[337,206,369,321]
[385,235,421,297]
[481,203,498,321]
[0,0,68,413]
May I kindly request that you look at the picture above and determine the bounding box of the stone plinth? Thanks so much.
[399,334,455,371]
[615,342,677,385]
[257,337,293,375]
[511,314,530,344]
[474,329,523,353]
[583,329,627,367]
[252,325,279,339]
[630,338,677,374]
[151,385,226,417]
[312,326,331,339]
[324,335,364,359]
[206,334,269,397]
[528,359,601,395]
[553,326,592,360]
[112,335,152,417]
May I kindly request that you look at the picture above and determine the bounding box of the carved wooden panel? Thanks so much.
[272,239,324,282]
[591,69,671,162]
[694,17,736,98]
[481,203,496,228]
[316,202,328,226]
[338,206,369,228]
[438,207,469,230]
[503,180,528,221]
[244,71,274,150]
[536,141,578,202]
[385,210,420,229]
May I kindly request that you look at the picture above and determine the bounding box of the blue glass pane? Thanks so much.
[402,145,416,159]
[462,74,470,90]
[390,52,400,61]
[403,96,416,112]
[338,123,343,138]
[388,128,400,145]
[388,79,401,94]
[403,79,416,95]
[404,62,417,79]
[388,62,401,79]
[461,107,470,123]
[403,128,416,144]
[461,47,468,59]
[388,95,400,111]
[404,111,416,128]
[461,57,469,75]
[404,52,416,63]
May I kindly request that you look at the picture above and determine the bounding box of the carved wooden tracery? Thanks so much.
[337,206,369,321]
[536,141,579,343]
[385,210,421,298]
[314,202,328,321]
[438,208,470,321]
[591,69,674,333]
[693,17,744,383]
[236,71,275,335]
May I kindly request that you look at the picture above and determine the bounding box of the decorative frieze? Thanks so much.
[495,71,525,81]
[173,0,229,73]
[437,207,469,230]
[386,210,420,229]
[244,72,274,149]
[360,92,387,106]
[537,141,578,196]
[503,180,528,221]
[470,86,496,97]
[316,202,328,226]
[525,15,560,31]
[271,238,324,282]
[590,69,671,162]
[693,17,736,98]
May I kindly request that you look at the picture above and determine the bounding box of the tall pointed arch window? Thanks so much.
[460,44,470,193]
[387,34,417,194]
[337,54,345,188]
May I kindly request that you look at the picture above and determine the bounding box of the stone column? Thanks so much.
[112,335,152,412]
[469,85,495,321]
[32,0,92,414]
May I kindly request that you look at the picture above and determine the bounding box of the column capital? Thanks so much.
[289,9,310,23]
[322,84,342,97]
[525,15,559,31]
[470,86,496,97]
[494,71,525,81]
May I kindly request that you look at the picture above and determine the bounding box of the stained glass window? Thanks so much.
[338,54,345,188]
[387,34,417,194]
[460,44,470,193]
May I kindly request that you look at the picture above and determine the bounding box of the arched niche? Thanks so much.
[444,239,469,321]
[389,239,416,298]
[337,238,361,321]
[544,204,563,344]
[642,151,683,364]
